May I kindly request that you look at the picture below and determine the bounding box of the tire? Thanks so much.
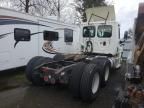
[69,62,86,97]
[26,57,52,85]
[91,58,111,87]
[26,56,43,82]
[32,57,53,85]
[43,57,53,63]
[53,53,65,61]
[80,63,101,101]
[113,98,132,108]
[101,63,110,86]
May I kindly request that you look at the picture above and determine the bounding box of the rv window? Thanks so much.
[43,31,59,41]
[14,28,30,41]
[83,26,95,37]
[64,29,73,42]
[97,25,112,38]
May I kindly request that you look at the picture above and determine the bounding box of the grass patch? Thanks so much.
[0,72,30,92]
[10,73,27,82]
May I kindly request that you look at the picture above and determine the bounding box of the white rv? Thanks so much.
[0,7,81,71]
[0,6,122,101]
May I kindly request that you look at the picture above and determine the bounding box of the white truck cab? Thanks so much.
[81,21,121,56]
[80,6,123,68]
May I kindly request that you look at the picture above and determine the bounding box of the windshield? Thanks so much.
[97,25,112,38]
[83,26,95,37]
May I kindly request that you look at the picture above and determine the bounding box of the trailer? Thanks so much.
[0,6,122,101]
[0,7,80,71]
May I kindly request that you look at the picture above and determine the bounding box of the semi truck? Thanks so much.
[0,6,122,101]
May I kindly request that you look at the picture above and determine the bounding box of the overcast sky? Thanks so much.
[109,0,144,37]
[0,0,144,37]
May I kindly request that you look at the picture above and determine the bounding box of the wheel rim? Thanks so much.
[104,66,109,82]
[92,72,100,94]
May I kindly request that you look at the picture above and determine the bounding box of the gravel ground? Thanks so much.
[0,63,126,108]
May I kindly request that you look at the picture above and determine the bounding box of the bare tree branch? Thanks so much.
[19,0,26,6]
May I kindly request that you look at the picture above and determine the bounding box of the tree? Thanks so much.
[9,0,67,20]
[83,0,106,8]
[9,0,37,13]
[74,0,107,22]
[37,0,66,18]
[0,0,76,23]
[0,0,11,7]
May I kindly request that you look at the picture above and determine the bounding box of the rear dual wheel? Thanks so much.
[91,58,111,87]
[101,63,110,86]
[30,57,46,85]
[26,56,53,85]
[80,64,101,101]
[69,62,86,97]
[70,63,101,101]
[26,56,43,82]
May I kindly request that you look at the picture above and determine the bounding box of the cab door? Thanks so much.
[94,25,113,54]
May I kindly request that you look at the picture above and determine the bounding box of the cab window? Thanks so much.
[83,26,95,37]
[97,25,112,38]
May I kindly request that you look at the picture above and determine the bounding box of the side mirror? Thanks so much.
[119,40,124,46]
[43,31,58,41]
[14,28,31,41]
